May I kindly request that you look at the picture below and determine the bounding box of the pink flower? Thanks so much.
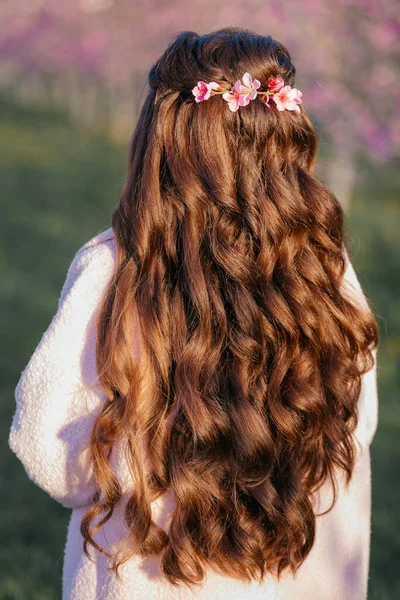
[222,80,248,112]
[222,72,261,112]
[192,80,221,103]
[260,93,272,109]
[241,71,261,100]
[267,76,285,92]
[272,85,303,113]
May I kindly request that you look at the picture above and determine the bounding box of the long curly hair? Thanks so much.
[80,27,379,589]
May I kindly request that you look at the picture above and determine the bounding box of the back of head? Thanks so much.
[81,27,379,589]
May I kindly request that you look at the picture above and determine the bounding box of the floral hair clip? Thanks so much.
[192,72,302,113]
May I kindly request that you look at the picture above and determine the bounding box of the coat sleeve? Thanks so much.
[342,246,379,450]
[8,236,117,509]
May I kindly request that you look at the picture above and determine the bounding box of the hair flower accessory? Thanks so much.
[267,76,285,92]
[192,80,223,103]
[221,72,261,112]
[191,72,302,114]
[272,85,303,113]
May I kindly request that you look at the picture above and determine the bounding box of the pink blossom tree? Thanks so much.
[0,0,398,206]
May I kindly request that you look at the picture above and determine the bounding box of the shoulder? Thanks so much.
[77,225,115,252]
[59,227,117,306]
[70,226,117,277]
[341,244,370,311]
[75,226,116,265]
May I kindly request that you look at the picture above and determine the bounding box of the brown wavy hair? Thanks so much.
[80,27,379,589]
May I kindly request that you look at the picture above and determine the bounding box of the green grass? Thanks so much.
[0,94,398,599]
[0,95,125,599]
[347,162,400,599]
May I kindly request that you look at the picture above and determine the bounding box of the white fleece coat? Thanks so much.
[9,227,379,600]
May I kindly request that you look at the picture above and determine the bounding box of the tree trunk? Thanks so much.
[325,141,358,213]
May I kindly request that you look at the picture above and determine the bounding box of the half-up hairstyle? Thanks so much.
[80,26,379,589]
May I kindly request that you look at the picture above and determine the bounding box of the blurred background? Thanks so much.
[0,1,398,598]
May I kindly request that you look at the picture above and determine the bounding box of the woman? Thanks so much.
[9,27,379,600]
